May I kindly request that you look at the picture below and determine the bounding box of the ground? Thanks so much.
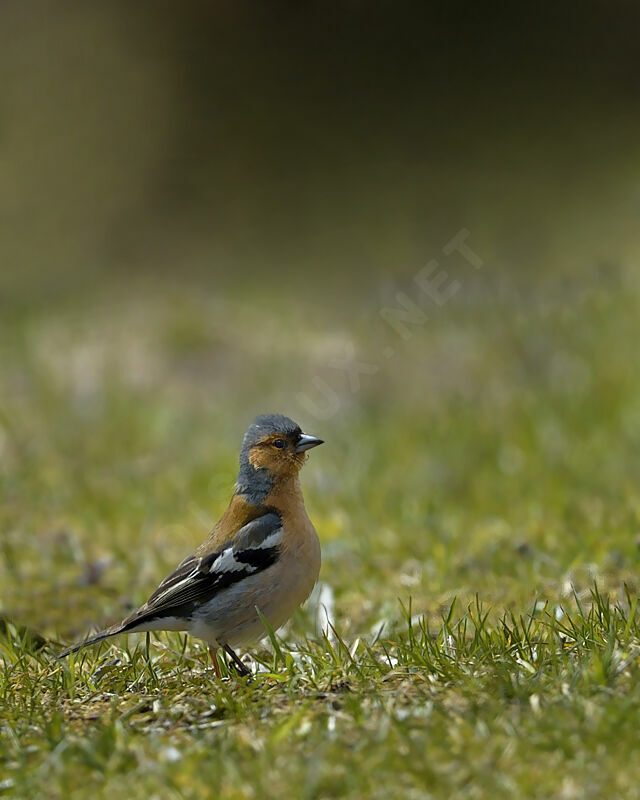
[1,265,640,798]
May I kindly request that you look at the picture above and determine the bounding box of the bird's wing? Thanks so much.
[117,512,283,632]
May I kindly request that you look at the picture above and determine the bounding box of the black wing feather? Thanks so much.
[118,512,282,631]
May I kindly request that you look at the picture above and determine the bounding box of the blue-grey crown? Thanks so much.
[241,414,301,452]
[235,414,302,504]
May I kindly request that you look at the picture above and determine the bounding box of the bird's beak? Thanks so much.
[296,433,324,452]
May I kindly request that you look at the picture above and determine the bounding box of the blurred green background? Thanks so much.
[2,1,638,303]
[2,4,640,798]
[1,0,639,634]
[0,2,640,605]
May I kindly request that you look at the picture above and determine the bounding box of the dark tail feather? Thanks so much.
[57,625,123,658]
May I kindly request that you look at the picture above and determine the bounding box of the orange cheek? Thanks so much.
[248,445,305,476]
[248,448,279,473]
[248,449,267,470]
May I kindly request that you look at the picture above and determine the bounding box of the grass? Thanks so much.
[1,265,640,798]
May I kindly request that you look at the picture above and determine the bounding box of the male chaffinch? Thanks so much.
[59,414,324,676]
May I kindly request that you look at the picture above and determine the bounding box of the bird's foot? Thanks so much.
[223,643,251,677]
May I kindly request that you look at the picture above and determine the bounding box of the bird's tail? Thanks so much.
[57,624,123,658]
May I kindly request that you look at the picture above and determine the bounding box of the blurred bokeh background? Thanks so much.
[1,2,640,638]
[2,1,639,299]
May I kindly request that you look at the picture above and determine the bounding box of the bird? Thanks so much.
[58,413,324,677]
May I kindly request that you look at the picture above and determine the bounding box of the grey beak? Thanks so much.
[296,433,324,452]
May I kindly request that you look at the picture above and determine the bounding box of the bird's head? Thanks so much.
[235,414,324,503]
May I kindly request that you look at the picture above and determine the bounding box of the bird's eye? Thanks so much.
[273,438,286,449]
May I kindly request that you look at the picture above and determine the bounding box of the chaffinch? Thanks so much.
[59,414,324,677]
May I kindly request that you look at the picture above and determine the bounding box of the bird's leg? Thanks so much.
[208,645,221,679]
[223,643,250,676]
